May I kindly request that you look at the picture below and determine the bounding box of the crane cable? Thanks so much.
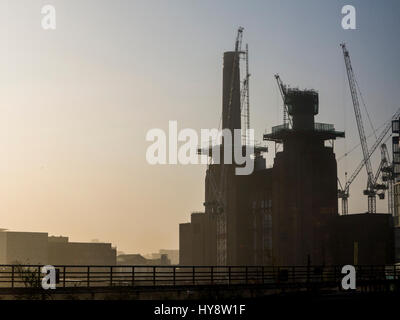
[355,76,378,140]
[342,55,348,183]
[337,120,389,161]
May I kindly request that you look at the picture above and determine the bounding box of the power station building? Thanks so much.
[179,48,395,266]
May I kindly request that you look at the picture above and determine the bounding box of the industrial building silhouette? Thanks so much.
[179,47,394,267]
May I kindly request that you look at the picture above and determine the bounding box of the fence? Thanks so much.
[0,265,398,289]
[271,123,335,134]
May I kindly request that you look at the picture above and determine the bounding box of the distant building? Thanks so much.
[0,230,116,265]
[117,254,170,266]
[159,249,179,265]
[0,230,48,264]
[179,223,192,266]
[179,212,216,266]
[48,236,116,265]
[145,250,179,265]
[118,254,149,265]
[116,254,170,277]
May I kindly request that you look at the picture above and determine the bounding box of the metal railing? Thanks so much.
[271,122,335,134]
[314,122,335,132]
[272,123,290,134]
[0,265,399,289]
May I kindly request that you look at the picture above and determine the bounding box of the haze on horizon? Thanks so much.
[0,0,399,254]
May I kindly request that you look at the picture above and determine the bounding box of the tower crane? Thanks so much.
[338,108,400,214]
[341,43,377,213]
[240,43,250,145]
[381,143,395,215]
[205,27,244,213]
[371,144,390,199]
[201,27,244,265]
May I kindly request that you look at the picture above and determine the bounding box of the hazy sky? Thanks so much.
[1,0,399,254]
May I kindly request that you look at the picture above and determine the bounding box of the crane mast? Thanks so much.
[274,74,292,128]
[241,44,250,145]
[341,43,376,213]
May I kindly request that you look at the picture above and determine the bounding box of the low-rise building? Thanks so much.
[48,236,116,265]
[159,249,179,265]
[0,230,48,265]
[0,230,116,265]
[117,253,170,266]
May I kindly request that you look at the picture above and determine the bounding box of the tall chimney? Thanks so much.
[222,51,241,131]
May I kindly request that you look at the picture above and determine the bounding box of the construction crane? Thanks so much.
[341,43,377,213]
[202,27,244,266]
[338,111,398,214]
[203,28,266,264]
[372,144,390,199]
[379,142,395,215]
[216,27,244,265]
[274,74,292,128]
[368,142,395,208]
[240,44,250,145]
[337,106,400,214]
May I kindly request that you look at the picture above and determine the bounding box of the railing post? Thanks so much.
[333,266,336,286]
[192,267,195,285]
[37,266,41,288]
[210,266,213,285]
[245,266,248,284]
[63,266,66,288]
[292,266,295,283]
[261,266,264,285]
[11,266,14,288]
[87,266,90,287]
[132,266,135,287]
[153,266,156,286]
[321,265,323,283]
[173,266,176,286]
[110,266,113,286]
[277,266,280,284]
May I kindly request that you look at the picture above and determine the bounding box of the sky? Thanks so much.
[0,0,399,254]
